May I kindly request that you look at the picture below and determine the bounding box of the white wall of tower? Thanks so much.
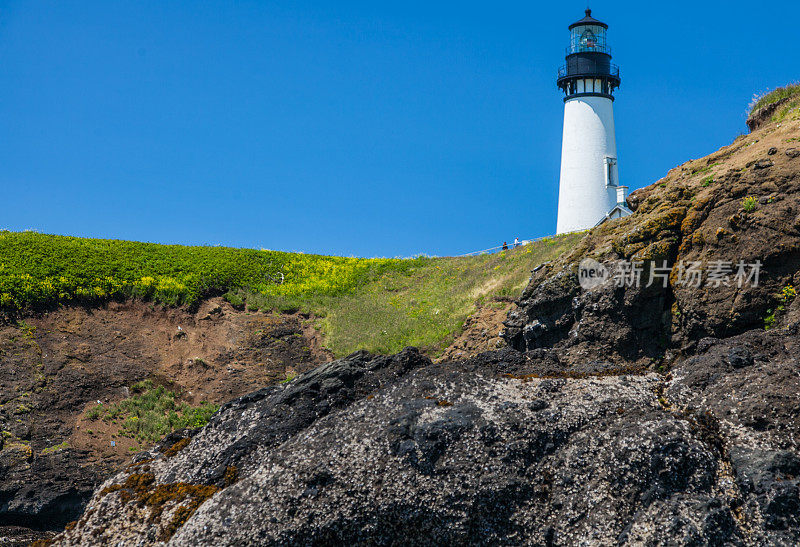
[556,95,619,234]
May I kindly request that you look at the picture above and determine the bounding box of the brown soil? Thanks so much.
[746,96,790,131]
[437,301,512,362]
[0,297,331,533]
[47,297,333,466]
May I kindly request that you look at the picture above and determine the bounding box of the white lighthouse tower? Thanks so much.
[556,9,631,234]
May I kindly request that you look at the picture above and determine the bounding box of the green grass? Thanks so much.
[87,379,218,443]
[764,285,796,331]
[0,231,418,311]
[241,234,583,356]
[692,164,712,175]
[742,196,758,213]
[749,83,800,124]
[40,441,69,455]
[750,83,800,113]
[0,230,582,356]
[280,373,296,384]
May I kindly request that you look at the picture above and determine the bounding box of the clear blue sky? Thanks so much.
[0,1,795,257]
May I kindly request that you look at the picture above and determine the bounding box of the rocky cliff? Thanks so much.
[0,300,329,544]
[49,106,800,545]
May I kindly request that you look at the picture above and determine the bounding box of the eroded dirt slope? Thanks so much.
[0,298,330,542]
[437,300,512,362]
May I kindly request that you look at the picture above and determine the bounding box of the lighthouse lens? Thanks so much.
[580,29,597,49]
[569,25,607,54]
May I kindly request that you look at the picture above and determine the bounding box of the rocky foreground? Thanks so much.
[50,108,800,544]
[53,335,798,545]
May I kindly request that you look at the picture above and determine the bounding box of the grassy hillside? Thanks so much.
[0,231,412,310]
[749,83,800,123]
[0,230,581,356]
[238,236,581,356]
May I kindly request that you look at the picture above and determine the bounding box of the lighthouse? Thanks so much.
[556,9,631,234]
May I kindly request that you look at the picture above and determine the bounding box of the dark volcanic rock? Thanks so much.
[53,336,800,545]
[504,265,671,367]
[726,346,753,369]
[753,159,774,170]
[0,450,94,529]
[665,328,800,545]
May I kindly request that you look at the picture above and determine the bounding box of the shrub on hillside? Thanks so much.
[86,379,219,443]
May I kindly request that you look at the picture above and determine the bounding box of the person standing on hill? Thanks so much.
[502,241,508,251]
[514,237,520,247]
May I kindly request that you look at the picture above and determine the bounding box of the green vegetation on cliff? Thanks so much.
[85,380,218,443]
[750,83,800,112]
[749,83,800,123]
[0,231,410,310]
[0,230,581,355]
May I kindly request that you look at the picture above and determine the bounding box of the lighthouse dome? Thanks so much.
[568,9,608,30]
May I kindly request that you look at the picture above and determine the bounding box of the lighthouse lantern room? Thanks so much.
[555,9,631,234]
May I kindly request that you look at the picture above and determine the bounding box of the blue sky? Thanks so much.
[0,1,795,257]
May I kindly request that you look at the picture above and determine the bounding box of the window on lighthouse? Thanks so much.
[605,157,617,187]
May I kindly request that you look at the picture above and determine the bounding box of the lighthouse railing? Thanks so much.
[565,44,612,55]
[454,229,590,257]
